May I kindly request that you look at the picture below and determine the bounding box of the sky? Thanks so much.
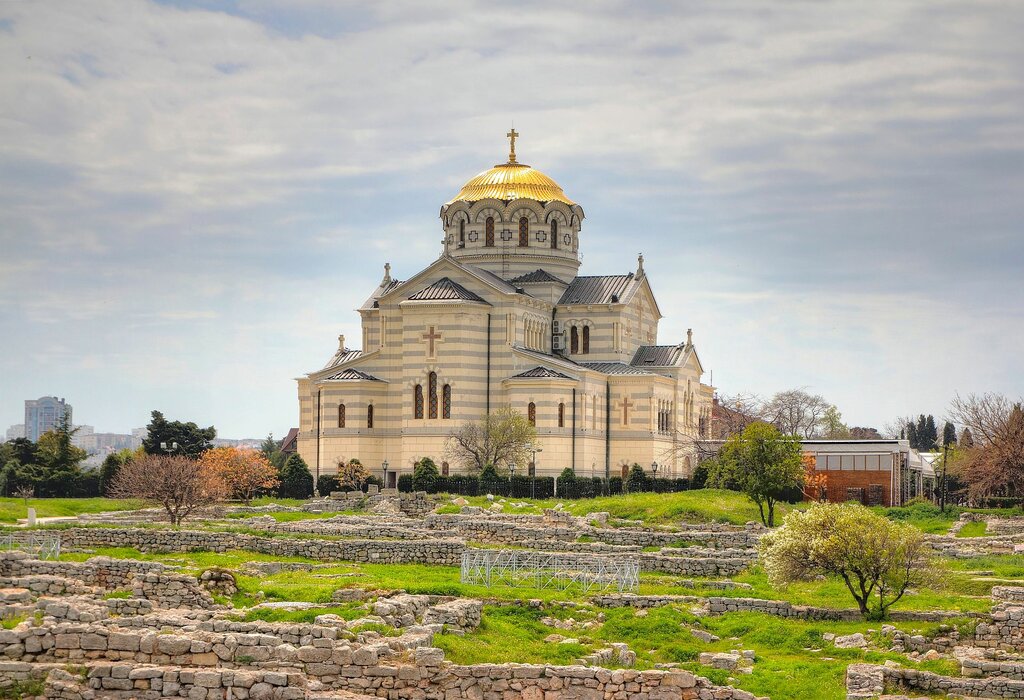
[1,0,1022,439]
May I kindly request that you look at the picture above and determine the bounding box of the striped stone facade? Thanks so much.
[296,147,714,484]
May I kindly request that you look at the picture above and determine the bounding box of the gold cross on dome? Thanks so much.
[422,325,442,358]
[506,127,519,163]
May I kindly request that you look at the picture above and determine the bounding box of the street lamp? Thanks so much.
[531,447,543,499]
[651,461,659,491]
[382,459,390,490]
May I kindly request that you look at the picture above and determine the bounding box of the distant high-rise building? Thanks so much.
[5,424,26,441]
[24,396,72,442]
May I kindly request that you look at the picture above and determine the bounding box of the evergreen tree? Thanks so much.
[923,415,938,450]
[626,463,649,493]
[142,410,216,458]
[260,433,286,470]
[412,457,440,492]
[35,414,87,497]
[960,427,975,449]
[278,453,314,499]
[942,421,957,447]
[906,421,919,449]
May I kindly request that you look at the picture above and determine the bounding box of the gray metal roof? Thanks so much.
[510,366,573,379]
[465,265,521,294]
[558,274,636,305]
[360,278,405,310]
[631,345,685,367]
[323,348,364,370]
[324,368,383,382]
[406,277,488,303]
[509,269,566,285]
[577,361,654,376]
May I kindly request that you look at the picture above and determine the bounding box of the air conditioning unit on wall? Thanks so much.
[552,334,565,351]
[551,321,561,334]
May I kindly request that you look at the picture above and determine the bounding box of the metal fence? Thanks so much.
[460,548,639,592]
[0,533,62,560]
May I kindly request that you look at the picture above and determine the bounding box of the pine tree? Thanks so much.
[923,415,938,450]
[278,453,313,499]
[906,421,919,449]
[942,421,957,447]
[960,427,975,449]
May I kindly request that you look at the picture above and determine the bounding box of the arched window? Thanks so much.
[550,219,558,249]
[458,219,465,248]
[441,461,450,476]
[442,384,451,419]
[485,217,494,247]
[366,404,374,429]
[338,404,346,428]
[582,326,590,354]
[428,371,438,419]
[518,217,529,247]
[570,325,579,354]
[414,385,424,419]
[558,402,565,428]
[528,402,536,426]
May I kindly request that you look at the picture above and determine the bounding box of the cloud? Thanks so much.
[0,0,1022,436]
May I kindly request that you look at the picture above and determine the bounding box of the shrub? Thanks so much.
[316,474,340,495]
[397,474,413,492]
[278,454,313,499]
[608,477,623,495]
[626,464,649,493]
[363,475,383,492]
[413,458,440,492]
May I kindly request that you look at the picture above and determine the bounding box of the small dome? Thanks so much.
[448,161,575,206]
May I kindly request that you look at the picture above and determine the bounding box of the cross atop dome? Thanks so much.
[506,127,519,163]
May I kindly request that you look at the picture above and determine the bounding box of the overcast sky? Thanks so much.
[1,0,1022,439]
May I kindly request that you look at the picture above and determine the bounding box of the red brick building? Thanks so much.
[802,439,934,507]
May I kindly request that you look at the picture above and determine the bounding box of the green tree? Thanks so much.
[960,427,975,449]
[278,453,314,499]
[260,433,286,470]
[708,422,803,527]
[412,457,440,492]
[0,438,37,468]
[626,463,648,493]
[445,406,538,472]
[923,415,938,450]
[821,405,851,439]
[142,410,216,458]
[942,421,957,447]
[99,449,138,496]
[905,420,917,447]
[35,414,87,497]
[758,502,933,618]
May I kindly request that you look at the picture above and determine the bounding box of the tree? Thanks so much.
[708,422,804,527]
[278,453,314,499]
[821,405,851,439]
[99,449,138,496]
[142,410,216,458]
[919,415,938,451]
[199,447,279,505]
[445,406,538,472]
[849,427,883,440]
[335,458,370,491]
[952,401,1024,500]
[763,389,831,438]
[626,463,649,493]
[1,438,37,467]
[260,433,286,470]
[950,393,1018,447]
[942,421,957,447]
[35,414,87,497]
[758,502,933,618]
[802,453,828,502]
[960,427,975,449]
[882,415,916,440]
[108,454,227,525]
[906,420,919,448]
[412,457,440,492]
[710,393,765,439]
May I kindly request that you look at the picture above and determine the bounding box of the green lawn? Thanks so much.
[0,497,146,524]
[956,520,989,538]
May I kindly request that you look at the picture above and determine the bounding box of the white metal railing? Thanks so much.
[460,548,639,592]
[0,533,62,560]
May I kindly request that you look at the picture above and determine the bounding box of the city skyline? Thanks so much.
[2,1,1022,438]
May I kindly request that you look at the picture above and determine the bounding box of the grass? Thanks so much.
[437,489,804,527]
[0,497,146,523]
[956,520,989,538]
[876,501,1020,535]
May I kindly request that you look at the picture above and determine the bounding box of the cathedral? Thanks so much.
[296,131,714,486]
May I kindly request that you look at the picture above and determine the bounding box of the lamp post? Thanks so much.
[651,460,659,492]
[531,447,543,499]
[382,459,390,490]
[508,462,516,499]
[940,443,948,512]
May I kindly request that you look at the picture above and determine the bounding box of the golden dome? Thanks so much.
[448,161,575,206]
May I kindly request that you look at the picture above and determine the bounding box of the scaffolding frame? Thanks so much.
[0,533,61,560]
[460,549,639,592]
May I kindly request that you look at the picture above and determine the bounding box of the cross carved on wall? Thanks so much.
[422,325,442,358]
[621,396,633,425]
